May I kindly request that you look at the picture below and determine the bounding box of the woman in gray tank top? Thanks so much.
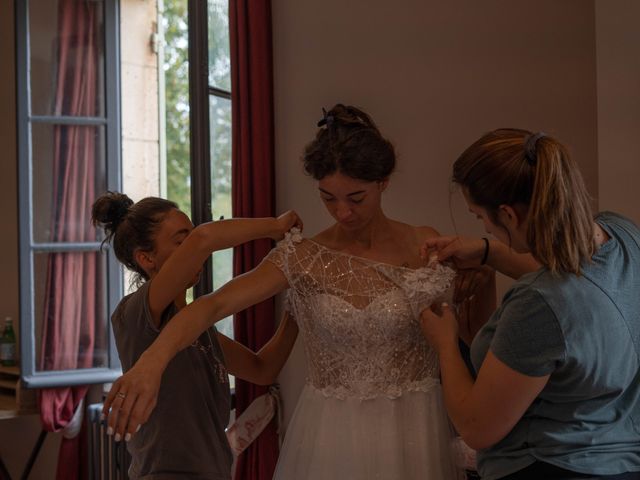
[91,192,301,479]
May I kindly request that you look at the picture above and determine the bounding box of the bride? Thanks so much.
[104,104,495,479]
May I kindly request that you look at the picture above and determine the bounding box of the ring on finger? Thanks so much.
[116,392,126,400]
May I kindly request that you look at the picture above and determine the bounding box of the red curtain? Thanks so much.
[39,1,100,478]
[230,0,279,478]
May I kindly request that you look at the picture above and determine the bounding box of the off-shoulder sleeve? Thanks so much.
[381,263,457,318]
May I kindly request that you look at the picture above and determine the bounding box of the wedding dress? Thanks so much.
[267,235,465,480]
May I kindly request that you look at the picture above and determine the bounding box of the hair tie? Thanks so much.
[316,107,334,128]
[524,132,545,166]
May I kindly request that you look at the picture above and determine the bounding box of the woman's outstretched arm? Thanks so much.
[423,236,540,280]
[103,259,289,440]
[149,211,301,325]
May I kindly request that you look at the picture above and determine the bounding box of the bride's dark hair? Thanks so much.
[303,104,396,182]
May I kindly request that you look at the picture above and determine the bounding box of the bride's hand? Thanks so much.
[102,359,163,441]
[421,236,488,269]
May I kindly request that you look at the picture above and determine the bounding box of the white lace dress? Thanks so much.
[266,237,464,480]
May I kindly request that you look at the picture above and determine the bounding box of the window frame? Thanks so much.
[188,0,232,301]
[188,0,214,298]
[16,0,123,388]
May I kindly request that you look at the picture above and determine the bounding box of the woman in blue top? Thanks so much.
[421,128,640,480]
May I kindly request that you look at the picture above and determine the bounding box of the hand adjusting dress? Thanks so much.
[267,234,464,480]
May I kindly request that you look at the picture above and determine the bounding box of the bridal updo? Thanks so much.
[303,104,396,182]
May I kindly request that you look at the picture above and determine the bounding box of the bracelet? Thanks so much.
[480,237,490,265]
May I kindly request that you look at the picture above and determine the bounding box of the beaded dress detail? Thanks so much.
[267,234,464,480]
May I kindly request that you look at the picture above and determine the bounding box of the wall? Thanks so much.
[595,0,640,224]
[271,0,599,427]
[121,0,162,200]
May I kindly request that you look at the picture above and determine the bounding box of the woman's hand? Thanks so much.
[420,303,459,354]
[424,235,541,280]
[422,236,487,269]
[102,358,163,441]
[272,210,303,240]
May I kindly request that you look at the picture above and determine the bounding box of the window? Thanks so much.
[161,0,234,341]
[16,0,122,387]
[16,0,233,389]
[207,0,233,340]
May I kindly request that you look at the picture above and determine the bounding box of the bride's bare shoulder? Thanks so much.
[414,224,440,240]
[391,221,439,243]
[310,225,341,249]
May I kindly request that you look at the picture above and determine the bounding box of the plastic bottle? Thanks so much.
[0,317,16,367]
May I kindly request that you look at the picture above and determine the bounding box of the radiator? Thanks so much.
[87,403,131,480]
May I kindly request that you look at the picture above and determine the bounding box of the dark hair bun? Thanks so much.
[91,191,134,236]
[304,103,395,182]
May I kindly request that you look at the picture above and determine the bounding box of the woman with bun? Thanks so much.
[91,192,301,480]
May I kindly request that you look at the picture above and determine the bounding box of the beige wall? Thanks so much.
[272,0,599,426]
[595,0,640,224]
[121,0,162,200]
[0,0,20,327]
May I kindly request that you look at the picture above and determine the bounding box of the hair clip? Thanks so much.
[317,107,334,128]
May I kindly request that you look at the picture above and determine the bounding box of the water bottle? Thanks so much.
[0,317,16,367]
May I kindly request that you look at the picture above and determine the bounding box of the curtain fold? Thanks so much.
[230,0,279,478]
[38,1,99,478]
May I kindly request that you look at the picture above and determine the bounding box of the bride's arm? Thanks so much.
[218,311,298,385]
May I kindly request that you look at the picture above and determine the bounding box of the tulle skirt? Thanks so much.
[273,383,465,480]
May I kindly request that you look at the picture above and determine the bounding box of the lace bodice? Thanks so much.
[266,235,456,400]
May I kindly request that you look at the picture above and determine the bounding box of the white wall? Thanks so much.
[272,0,599,428]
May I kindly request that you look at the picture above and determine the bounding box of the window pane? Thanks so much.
[31,123,106,243]
[209,95,232,221]
[209,95,233,338]
[29,0,105,117]
[163,0,192,214]
[208,0,231,91]
[34,251,109,372]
